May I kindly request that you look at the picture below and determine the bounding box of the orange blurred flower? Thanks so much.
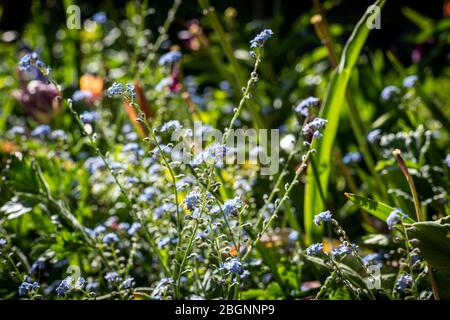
[80,74,104,101]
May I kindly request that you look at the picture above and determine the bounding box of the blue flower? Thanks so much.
[331,243,357,260]
[72,90,93,102]
[313,210,332,226]
[55,277,72,297]
[206,143,228,162]
[221,258,243,275]
[18,281,39,296]
[158,51,182,66]
[50,129,67,140]
[19,53,33,71]
[81,111,99,124]
[128,222,142,236]
[184,191,202,211]
[105,271,122,283]
[10,126,25,135]
[31,124,51,137]
[362,253,381,266]
[386,208,407,230]
[343,151,362,165]
[122,142,140,153]
[223,197,242,217]
[160,120,182,133]
[19,52,43,72]
[121,276,135,289]
[302,117,328,137]
[138,186,158,202]
[0,238,6,247]
[92,11,107,24]
[403,75,418,88]
[103,232,119,244]
[396,274,412,291]
[288,230,299,243]
[294,96,320,117]
[107,82,124,97]
[84,156,106,173]
[367,129,382,144]
[250,29,274,48]
[125,83,136,99]
[381,85,400,101]
[55,276,84,296]
[305,243,323,256]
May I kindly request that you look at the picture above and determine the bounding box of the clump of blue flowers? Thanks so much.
[18,280,39,296]
[221,258,243,275]
[396,274,413,292]
[105,271,122,283]
[19,51,45,72]
[386,208,408,230]
[55,276,85,297]
[313,210,332,226]
[294,96,320,117]
[159,51,182,66]
[403,75,418,88]
[160,120,183,133]
[302,117,328,139]
[342,151,362,165]
[250,29,273,48]
[223,196,242,217]
[107,82,124,97]
[381,85,400,101]
[305,243,323,256]
[103,232,120,244]
[184,191,202,211]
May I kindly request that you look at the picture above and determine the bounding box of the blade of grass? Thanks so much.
[304,0,386,244]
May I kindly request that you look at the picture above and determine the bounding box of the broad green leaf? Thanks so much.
[345,193,415,224]
[304,0,386,244]
[407,216,450,273]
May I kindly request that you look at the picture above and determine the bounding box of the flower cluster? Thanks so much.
[331,243,358,260]
[102,232,119,244]
[160,120,183,133]
[56,276,85,297]
[18,281,39,296]
[159,51,182,66]
[105,271,122,283]
[305,243,323,256]
[221,258,243,275]
[223,196,242,217]
[184,191,202,211]
[381,85,400,101]
[294,96,320,117]
[396,274,412,291]
[403,75,418,88]
[107,82,123,97]
[386,208,408,230]
[342,151,362,165]
[302,117,328,139]
[19,52,45,72]
[250,29,273,48]
[313,210,332,226]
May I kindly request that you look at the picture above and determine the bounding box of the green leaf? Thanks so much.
[345,193,415,224]
[407,216,450,273]
[303,0,386,244]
